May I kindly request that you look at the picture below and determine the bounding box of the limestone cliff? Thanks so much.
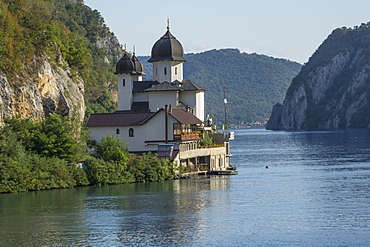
[0,0,124,123]
[266,24,370,130]
[0,57,85,123]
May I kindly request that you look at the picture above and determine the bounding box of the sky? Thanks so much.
[84,0,370,64]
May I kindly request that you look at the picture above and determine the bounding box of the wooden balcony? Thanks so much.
[174,132,201,141]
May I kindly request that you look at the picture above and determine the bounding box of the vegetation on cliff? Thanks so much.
[0,0,119,118]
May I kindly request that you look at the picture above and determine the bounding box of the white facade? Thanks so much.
[117,73,134,111]
[152,61,183,83]
[180,90,205,122]
[149,91,178,112]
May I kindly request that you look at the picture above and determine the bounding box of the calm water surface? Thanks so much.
[1,129,370,246]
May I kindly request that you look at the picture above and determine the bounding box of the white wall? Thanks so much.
[89,125,146,152]
[149,91,178,112]
[89,111,181,153]
[152,61,183,83]
[117,74,134,111]
[195,91,205,122]
[180,91,205,121]
[133,92,149,102]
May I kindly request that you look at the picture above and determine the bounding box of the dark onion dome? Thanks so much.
[114,53,137,74]
[148,28,187,63]
[131,54,146,75]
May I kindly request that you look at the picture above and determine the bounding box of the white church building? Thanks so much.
[86,24,233,173]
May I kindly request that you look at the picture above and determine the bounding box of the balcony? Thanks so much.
[174,132,201,141]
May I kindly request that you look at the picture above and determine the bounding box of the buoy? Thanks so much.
[265,166,269,169]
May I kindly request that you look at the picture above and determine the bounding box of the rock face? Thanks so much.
[0,57,84,123]
[267,25,370,130]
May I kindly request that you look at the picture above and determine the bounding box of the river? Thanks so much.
[1,129,370,246]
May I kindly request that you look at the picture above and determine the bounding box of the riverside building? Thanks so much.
[86,23,235,174]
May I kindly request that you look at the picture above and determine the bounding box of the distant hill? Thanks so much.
[139,49,302,124]
[266,22,370,130]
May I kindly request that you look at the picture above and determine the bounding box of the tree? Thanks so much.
[34,113,87,162]
[96,135,129,167]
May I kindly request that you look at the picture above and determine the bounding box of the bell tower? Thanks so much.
[148,20,187,83]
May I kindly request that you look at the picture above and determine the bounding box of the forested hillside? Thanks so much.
[0,0,120,120]
[139,49,301,124]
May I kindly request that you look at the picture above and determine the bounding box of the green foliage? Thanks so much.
[96,135,128,166]
[0,119,176,193]
[4,113,88,163]
[67,164,89,186]
[83,157,134,186]
[127,153,174,183]
[198,134,214,147]
[0,0,119,114]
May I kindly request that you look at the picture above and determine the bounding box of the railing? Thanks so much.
[174,132,201,140]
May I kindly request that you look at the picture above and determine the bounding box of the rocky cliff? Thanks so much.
[266,23,370,130]
[0,0,123,123]
[0,56,85,122]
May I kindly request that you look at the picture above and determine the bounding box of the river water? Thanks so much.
[1,129,370,246]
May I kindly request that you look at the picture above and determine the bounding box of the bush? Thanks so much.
[128,153,174,183]
[84,157,134,185]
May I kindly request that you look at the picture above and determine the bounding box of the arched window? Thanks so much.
[116,128,120,135]
[129,128,134,137]
[164,67,167,75]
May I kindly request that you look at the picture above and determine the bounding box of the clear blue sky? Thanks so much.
[84,0,370,64]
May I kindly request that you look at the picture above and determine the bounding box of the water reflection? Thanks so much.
[2,129,370,246]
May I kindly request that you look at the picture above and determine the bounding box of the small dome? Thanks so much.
[148,29,187,63]
[132,54,146,75]
[114,53,137,74]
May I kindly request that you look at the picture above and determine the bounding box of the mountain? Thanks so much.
[266,23,370,130]
[0,0,122,122]
[0,0,300,125]
[139,49,301,124]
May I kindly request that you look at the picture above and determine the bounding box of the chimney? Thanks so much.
[165,105,168,144]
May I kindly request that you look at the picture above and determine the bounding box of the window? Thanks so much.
[164,67,167,75]
[156,68,158,75]
[175,67,177,75]
[116,128,120,135]
[122,79,125,87]
[129,128,134,137]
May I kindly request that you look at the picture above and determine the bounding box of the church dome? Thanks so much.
[148,28,187,63]
[132,54,146,75]
[114,53,137,74]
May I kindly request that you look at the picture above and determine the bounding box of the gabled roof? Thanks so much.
[132,80,208,93]
[168,108,203,124]
[86,108,202,128]
[86,112,155,127]
[144,82,181,92]
[130,102,150,112]
[181,80,208,91]
[133,81,159,93]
